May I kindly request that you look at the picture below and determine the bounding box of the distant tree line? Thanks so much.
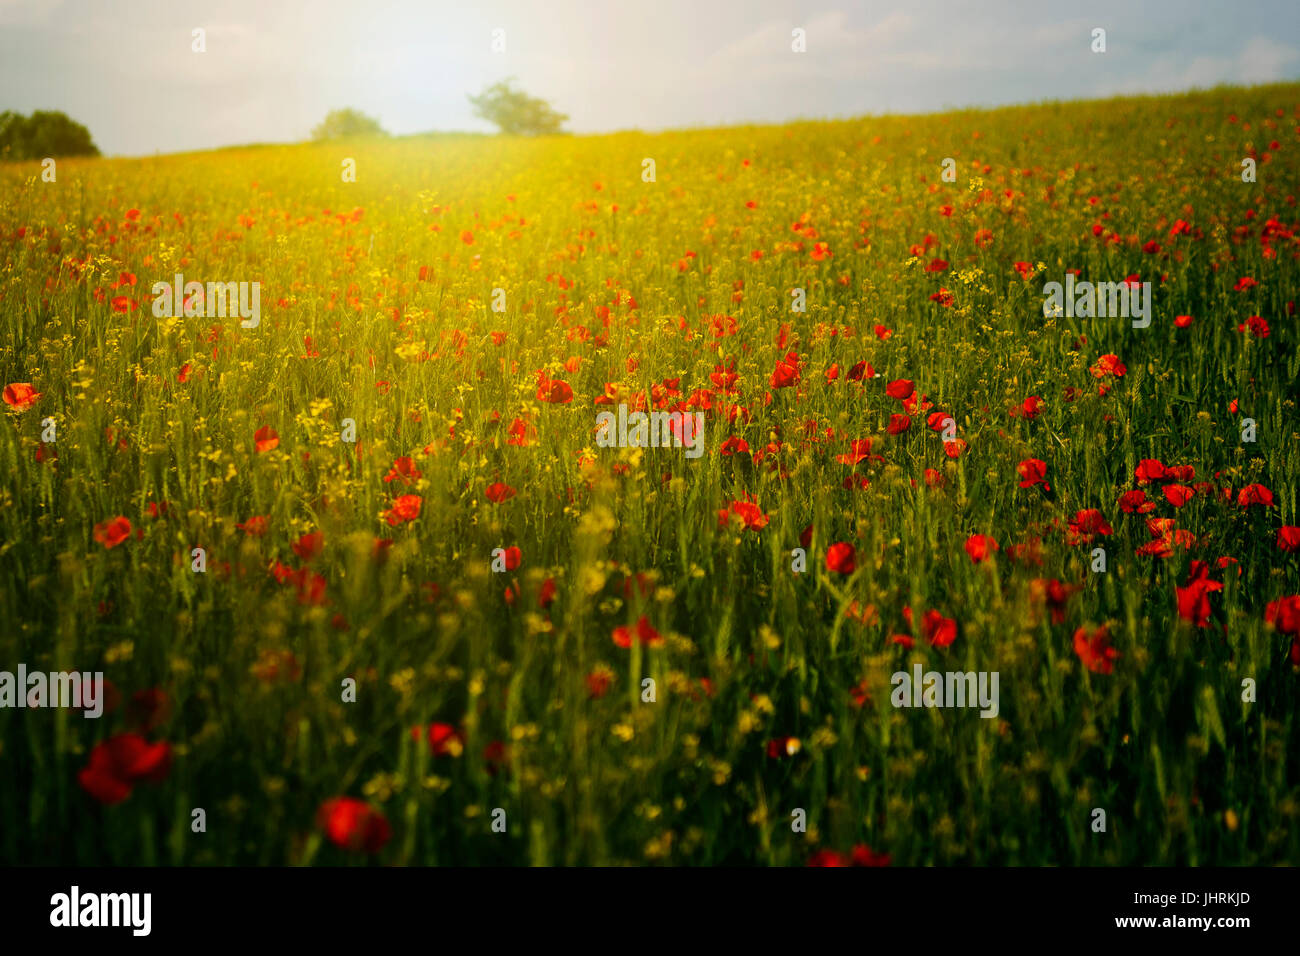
[312,81,568,143]
[468,79,568,136]
[0,110,99,160]
[311,108,388,141]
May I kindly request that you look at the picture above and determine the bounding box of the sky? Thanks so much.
[2,0,1298,156]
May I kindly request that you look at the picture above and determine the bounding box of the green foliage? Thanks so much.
[468,78,568,136]
[311,108,387,142]
[0,110,99,160]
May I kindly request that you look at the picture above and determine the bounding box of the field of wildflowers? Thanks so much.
[1,82,1298,866]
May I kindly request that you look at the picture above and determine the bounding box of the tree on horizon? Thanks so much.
[468,79,568,136]
[311,108,388,141]
[0,110,99,160]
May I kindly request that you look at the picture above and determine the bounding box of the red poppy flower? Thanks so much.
[1176,576,1222,628]
[501,545,522,570]
[849,845,892,866]
[964,534,999,563]
[612,615,662,648]
[1163,484,1195,507]
[386,494,422,526]
[718,498,769,532]
[847,360,874,381]
[539,577,557,609]
[483,740,509,774]
[1032,578,1077,624]
[537,378,574,403]
[885,379,914,401]
[1010,395,1044,419]
[901,391,931,415]
[485,481,516,503]
[920,609,957,647]
[1237,315,1270,338]
[1278,526,1300,552]
[127,689,171,733]
[770,352,801,389]
[1117,489,1155,514]
[254,426,279,453]
[317,797,391,854]
[507,417,535,447]
[383,456,422,484]
[238,515,269,535]
[1066,509,1113,546]
[1090,354,1127,378]
[1265,595,1300,635]
[284,567,328,605]
[293,530,325,561]
[93,516,133,549]
[1016,458,1049,490]
[836,439,874,465]
[807,849,848,867]
[826,542,856,574]
[411,723,463,757]
[1134,459,1167,484]
[766,736,801,758]
[1237,484,1274,507]
[78,733,172,805]
[887,413,911,435]
[3,382,41,411]
[1074,625,1119,674]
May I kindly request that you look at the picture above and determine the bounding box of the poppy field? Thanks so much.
[2,82,1299,867]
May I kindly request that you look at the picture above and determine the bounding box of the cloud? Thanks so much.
[1094,34,1300,96]
[1237,35,1299,83]
[707,11,917,74]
